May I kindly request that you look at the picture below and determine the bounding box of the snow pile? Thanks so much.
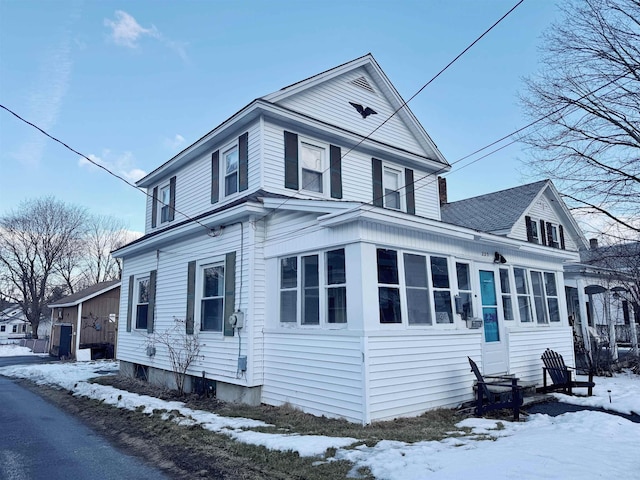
[0,360,357,457]
[1,360,639,478]
[0,344,36,357]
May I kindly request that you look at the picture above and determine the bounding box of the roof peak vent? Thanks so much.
[350,76,376,94]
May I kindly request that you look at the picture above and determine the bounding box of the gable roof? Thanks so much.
[137,54,449,187]
[262,54,448,166]
[441,180,548,233]
[48,280,120,308]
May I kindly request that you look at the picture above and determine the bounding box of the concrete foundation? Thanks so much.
[119,360,260,405]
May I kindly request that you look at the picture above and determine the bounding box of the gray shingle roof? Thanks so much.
[48,280,120,307]
[440,180,548,233]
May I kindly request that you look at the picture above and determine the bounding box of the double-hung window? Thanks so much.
[0,326,5,332]
[135,277,150,329]
[514,268,533,323]
[160,186,171,223]
[12,325,17,333]
[279,249,347,326]
[383,167,402,210]
[300,142,324,193]
[431,256,453,324]
[201,264,225,331]
[224,145,239,196]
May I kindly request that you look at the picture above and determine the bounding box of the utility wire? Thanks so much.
[251,0,526,224]
[0,104,215,235]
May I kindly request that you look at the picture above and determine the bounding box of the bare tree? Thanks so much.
[82,215,130,285]
[0,197,87,338]
[146,319,203,395]
[520,0,640,236]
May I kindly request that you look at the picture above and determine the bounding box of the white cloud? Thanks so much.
[104,11,188,62]
[164,134,185,150]
[78,151,146,183]
[104,10,158,48]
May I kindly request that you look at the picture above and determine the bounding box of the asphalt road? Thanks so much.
[0,359,168,480]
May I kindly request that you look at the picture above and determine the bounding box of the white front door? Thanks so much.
[479,268,508,374]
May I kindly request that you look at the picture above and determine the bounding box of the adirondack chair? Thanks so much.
[539,348,595,396]
[468,357,523,420]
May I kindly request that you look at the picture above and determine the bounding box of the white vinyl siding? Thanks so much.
[118,221,256,386]
[275,68,426,156]
[261,121,441,220]
[262,332,364,423]
[144,121,261,234]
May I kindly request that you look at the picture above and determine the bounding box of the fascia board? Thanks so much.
[48,283,122,308]
[261,197,362,214]
[115,203,264,258]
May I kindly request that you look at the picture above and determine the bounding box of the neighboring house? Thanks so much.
[48,281,120,360]
[114,54,586,424]
[0,305,31,342]
[564,240,640,360]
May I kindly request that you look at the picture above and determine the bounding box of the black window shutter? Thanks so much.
[239,132,249,192]
[147,270,157,333]
[525,216,533,242]
[546,222,554,247]
[211,150,220,204]
[151,187,158,228]
[405,168,415,215]
[127,275,134,332]
[168,176,176,221]
[372,158,383,207]
[223,252,236,337]
[330,145,342,199]
[539,220,547,245]
[559,225,566,250]
[186,261,196,335]
[284,131,299,190]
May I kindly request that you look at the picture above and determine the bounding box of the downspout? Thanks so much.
[75,303,82,358]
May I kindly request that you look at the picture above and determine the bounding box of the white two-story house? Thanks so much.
[114,54,587,424]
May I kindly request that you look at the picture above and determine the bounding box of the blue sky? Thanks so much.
[0,0,562,233]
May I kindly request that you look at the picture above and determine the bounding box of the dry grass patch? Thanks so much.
[94,375,471,444]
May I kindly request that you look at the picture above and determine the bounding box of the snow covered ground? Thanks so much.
[0,343,48,357]
[0,351,638,479]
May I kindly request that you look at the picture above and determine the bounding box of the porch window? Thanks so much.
[499,268,514,320]
[456,262,473,320]
[326,249,347,324]
[545,272,560,322]
[431,256,453,324]
[405,253,430,324]
[201,264,225,331]
[514,268,533,323]
[135,277,150,329]
[530,271,548,324]
[302,255,320,325]
[279,257,298,323]
[377,249,401,323]
[279,249,347,326]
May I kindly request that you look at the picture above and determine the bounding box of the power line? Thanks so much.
[251,0,526,224]
[0,103,215,236]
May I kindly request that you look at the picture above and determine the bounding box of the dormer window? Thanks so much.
[525,216,565,249]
